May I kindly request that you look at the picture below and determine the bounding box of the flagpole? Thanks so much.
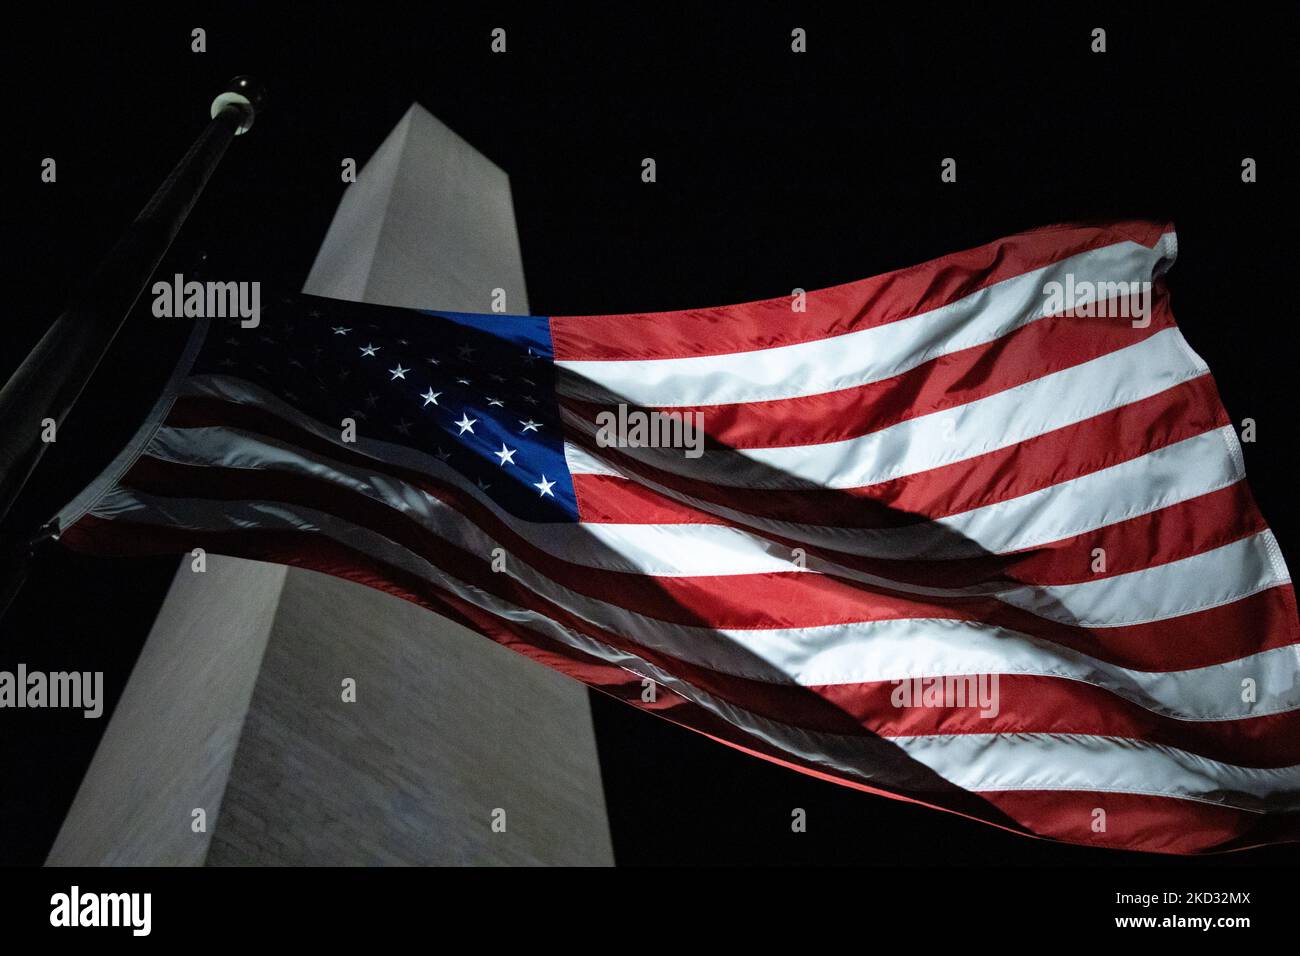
[0,75,267,531]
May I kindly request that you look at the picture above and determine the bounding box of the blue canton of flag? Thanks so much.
[191,294,579,521]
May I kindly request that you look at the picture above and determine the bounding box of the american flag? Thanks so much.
[57,220,1300,854]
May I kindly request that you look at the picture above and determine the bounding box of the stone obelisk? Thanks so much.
[47,105,615,866]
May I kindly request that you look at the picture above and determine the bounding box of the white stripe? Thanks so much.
[564,442,620,476]
[556,234,1176,407]
[1000,531,1290,627]
[892,733,1300,806]
[91,482,1300,719]
[731,618,1300,720]
[142,424,1285,627]
[85,487,1300,808]
[562,329,1207,489]
[930,426,1243,556]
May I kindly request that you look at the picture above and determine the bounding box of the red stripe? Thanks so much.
[814,674,1300,768]
[550,221,1173,360]
[572,473,726,524]
[561,303,1176,450]
[574,476,728,528]
[978,790,1300,855]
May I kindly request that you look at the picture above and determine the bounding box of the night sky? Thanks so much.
[3,4,1298,866]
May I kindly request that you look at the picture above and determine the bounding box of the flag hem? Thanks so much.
[54,316,211,532]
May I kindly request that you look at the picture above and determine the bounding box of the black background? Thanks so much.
[1,1,1297,874]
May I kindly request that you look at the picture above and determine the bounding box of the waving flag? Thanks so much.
[56,220,1300,854]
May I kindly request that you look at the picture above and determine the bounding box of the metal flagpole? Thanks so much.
[0,75,267,529]
[0,75,265,619]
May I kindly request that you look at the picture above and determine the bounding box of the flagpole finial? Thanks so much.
[210,75,268,135]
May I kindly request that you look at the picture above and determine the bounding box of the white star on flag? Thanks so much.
[454,413,477,435]
[494,444,517,466]
[359,344,379,356]
[421,388,442,406]
[519,419,541,433]
[533,475,555,497]
[389,364,409,380]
